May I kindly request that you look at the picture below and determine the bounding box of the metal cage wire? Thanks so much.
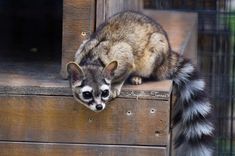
[143,0,235,155]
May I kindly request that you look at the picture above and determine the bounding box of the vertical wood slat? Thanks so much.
[96,0,142,27]
[60,0,95,78]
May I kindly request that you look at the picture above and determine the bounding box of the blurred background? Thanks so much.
[143,1,235,155]
[144,0,235,156]
[0,0,234,155]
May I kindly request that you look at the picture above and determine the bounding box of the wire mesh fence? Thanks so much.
[143,0,235,155]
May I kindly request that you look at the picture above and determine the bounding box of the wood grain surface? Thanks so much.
[0,61,172,100]
[0,95,170,146]
[0,141,167,156]
[61,0,95,78]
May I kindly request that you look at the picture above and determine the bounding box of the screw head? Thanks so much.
[81,32,87,37]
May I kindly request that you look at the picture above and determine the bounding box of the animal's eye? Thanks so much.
[101,89,109,98]
[82,91,92,99]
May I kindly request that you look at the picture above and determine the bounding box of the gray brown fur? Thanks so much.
[67,11,213,156]
[76,11,172,82]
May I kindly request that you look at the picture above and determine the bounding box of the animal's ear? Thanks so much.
[67,62,84,84]
[102,60,118,79]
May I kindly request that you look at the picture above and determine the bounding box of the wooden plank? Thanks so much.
[0,95,170,146]
[61,0,95,78]
[121,80,172,100]
[0,61,172,100]
[0,141,167,156]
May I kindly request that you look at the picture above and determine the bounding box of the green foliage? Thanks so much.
[230,11,235,32]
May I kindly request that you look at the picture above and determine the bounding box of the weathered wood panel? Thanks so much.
[61,0,95,78]
[0,61,172,99]
[0,142,167,156]
[0,95,170,146]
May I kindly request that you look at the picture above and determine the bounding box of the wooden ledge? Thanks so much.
[121,80,172,100]
[0,61,172,100]
[0,11,197,98]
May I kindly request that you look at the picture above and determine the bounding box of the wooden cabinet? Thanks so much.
[0,0,197,155]
[0,81,172,156]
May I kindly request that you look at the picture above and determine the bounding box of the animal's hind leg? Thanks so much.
[130,76,142,85]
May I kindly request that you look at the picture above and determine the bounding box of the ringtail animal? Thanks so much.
[67,11,213,156]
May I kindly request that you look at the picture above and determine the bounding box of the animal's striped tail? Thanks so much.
[169,55,214,156]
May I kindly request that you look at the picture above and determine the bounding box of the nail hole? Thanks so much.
[155,130,160,137]
[88,118,93,123]
[150,108,156,113]
[126,111,132,116]
[81,32,87,36]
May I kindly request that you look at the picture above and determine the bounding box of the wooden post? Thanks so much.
[60,0,96,78]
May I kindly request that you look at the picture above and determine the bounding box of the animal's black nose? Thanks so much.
[96,104,103,110]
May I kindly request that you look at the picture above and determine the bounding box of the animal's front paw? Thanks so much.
[130,76,142,85]
[111,88,121,98]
